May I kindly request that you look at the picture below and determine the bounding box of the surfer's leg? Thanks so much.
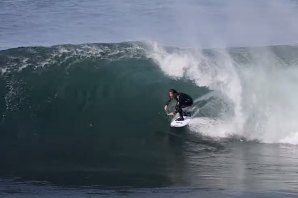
[176,100,193,120]
[180,102,192,116]
[175,105,184,118]
[178,107,183,118]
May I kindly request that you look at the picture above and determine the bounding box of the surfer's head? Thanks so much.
[168,89,178,98]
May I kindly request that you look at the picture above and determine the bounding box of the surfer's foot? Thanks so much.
[176,117,184,121]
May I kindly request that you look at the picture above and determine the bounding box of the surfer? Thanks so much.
[164,89,193,121]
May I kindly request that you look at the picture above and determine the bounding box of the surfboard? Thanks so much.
[170,112,191,127]
[170,116,191,127]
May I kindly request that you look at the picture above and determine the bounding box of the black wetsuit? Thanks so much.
[165,93,193,118]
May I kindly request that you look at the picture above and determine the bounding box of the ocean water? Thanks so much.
[1,1,298,198]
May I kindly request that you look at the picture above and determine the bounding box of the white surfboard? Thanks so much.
[170,115,191,127]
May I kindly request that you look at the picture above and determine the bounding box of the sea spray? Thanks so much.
[148,42,298,144]
[147,42,244,138]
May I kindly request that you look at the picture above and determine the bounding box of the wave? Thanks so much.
[1,42,298,150]
[0,42,207,179]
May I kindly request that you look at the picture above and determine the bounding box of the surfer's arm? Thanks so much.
[167,112,176,116]
[164,105,168,111]
[164,99,172,111]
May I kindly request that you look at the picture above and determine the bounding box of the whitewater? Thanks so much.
[149,43,298,144]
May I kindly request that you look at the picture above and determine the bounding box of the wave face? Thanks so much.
[1,42,298,184]
[0,42,205,185]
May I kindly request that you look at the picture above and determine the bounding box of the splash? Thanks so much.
[148,42,298,144]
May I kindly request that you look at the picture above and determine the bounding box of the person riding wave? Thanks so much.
[164,89,193,121]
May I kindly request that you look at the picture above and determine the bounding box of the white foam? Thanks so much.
[279,132,298,145]
[1,68,7,75]
[148,42,244,137]
[148,42,298,144]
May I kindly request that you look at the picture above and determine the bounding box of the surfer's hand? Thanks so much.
[164,105,168,111]
[167,112,175,116]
